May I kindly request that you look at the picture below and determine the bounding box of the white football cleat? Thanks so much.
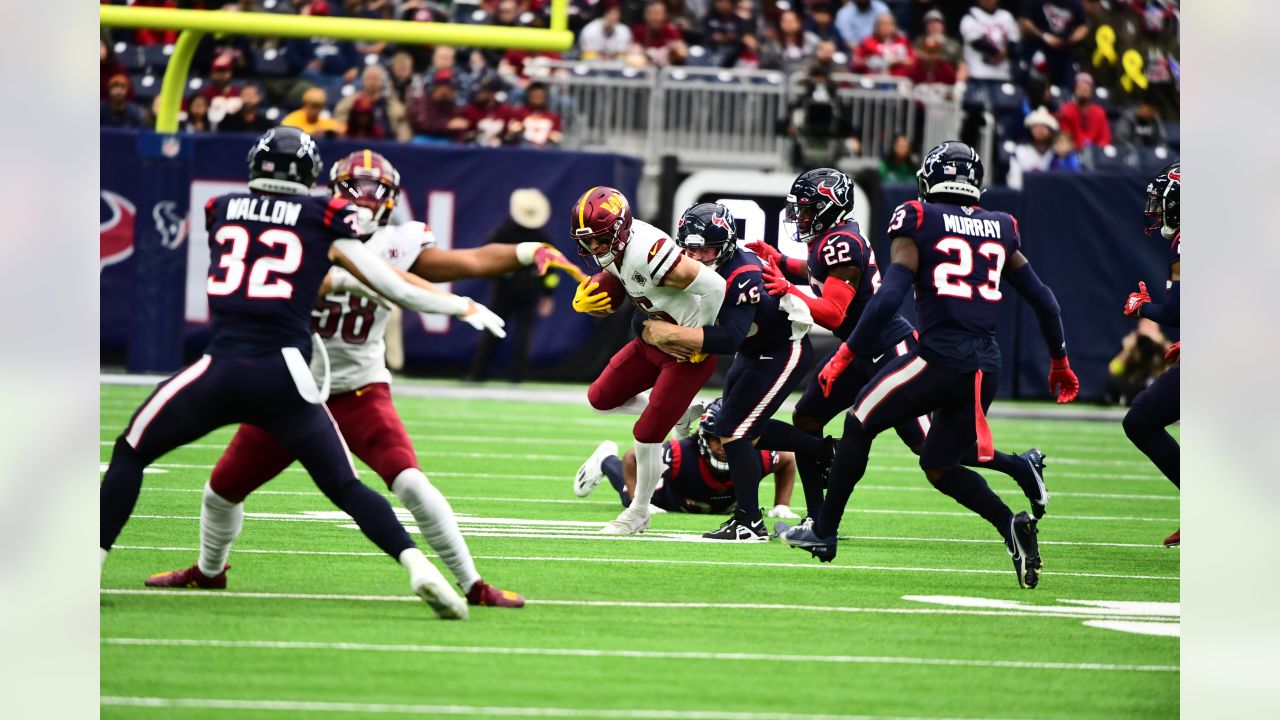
[574,440,618,497]
[600,506,650,534]
[673,401,706,440]
[411,563,468,620]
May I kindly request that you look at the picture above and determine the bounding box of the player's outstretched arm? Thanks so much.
[845,236,918,354]
[1004,251,1079,402]
[1129,260,1179,327]
[663,256,727,327]
[329,239,506,337]
[410,242,582,283]
[745,241,808,282]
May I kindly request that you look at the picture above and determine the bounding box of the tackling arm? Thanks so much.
[663,256,727,327]
[845,237,917,353]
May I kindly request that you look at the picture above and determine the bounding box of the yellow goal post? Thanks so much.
[99,3,573,133]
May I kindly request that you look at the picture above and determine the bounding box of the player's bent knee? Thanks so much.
[792,412,823,435]
[1122,407,1151,440]
[922,466,949,485]
[631,420,668,444]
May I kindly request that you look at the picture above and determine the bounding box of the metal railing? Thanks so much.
[527,60,964,171]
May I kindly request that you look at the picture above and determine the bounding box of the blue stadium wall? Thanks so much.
[101,129,1172,400]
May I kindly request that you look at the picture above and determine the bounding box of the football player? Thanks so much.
[102,127,510,619]
[574,399,799,517]
[144,149,582,608]
[776,142,1081,590]
[1121,161,1180,547]
[640,202,829,541]
[749,168,1050,521]
[570,187,727,535]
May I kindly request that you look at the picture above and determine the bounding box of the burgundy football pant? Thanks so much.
[587,339,718,443]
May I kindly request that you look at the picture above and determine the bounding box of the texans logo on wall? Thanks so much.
[100,190,136,270]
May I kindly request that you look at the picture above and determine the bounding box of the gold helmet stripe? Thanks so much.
[578,186,599,229]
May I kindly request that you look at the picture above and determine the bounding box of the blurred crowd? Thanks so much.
[101,0,1179,183]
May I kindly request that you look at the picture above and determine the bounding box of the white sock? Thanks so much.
[594,392,650,416]
[392,468,480,593]
[629,441,663,509]
[198,483,244,578]
[397,546,435,584]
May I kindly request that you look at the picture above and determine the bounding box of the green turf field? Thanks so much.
[99,380,1179,720]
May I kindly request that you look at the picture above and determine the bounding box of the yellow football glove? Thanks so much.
[572,279,613,314]
[677,351,709,364]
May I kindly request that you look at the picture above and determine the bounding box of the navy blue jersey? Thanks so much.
[807,220,913,350]
[662,437,777,513]
[888,200,1021,371]
[717,251,799,356]
[204,192,365,358]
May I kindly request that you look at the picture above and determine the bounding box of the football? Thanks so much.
[586,270,627,317]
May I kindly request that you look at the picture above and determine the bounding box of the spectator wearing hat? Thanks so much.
[916,9,963,69]
[334,64,412,142]
[281,86,346,138]
[579,3,633,61]
[100,38,127,101]
[835,0,890,53]
[632,1,688,68]
[465,188,558,384]
[408,71,470,143]
[101,74,148,129]
[851,12,914,77]
[462,77,519,147]
[1018,0,1088,88]
[1055,71,1111,148]
[509,82,564,148]
[1008,107,1058,189]
[218,84,274,134]
[201,53,244,127]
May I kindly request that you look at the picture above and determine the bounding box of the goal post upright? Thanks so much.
[99,4,575,132]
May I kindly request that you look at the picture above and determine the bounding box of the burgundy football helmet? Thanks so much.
[571,186,633,268]
[329,149,401,226]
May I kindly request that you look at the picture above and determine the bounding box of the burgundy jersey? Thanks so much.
[662,437,777,514]
[204,192,365,358]
[887,199,1021,371]
[807,219,913,350]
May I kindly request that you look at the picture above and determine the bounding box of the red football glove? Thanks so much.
[1123,281,1152,317]
[745,240,782,266]
[818,345,855,398]
[1165,341,1180,363]
[761,257,796,297]
[1048,356,1080,404]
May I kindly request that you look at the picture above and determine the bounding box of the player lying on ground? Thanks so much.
[776,142,1081,590]
[748,168,1050,521]
[1121,161,1180,547]
[103,128,510,619]
[570,186,726,535]
[575,398,799,518]
[639,202,832,541]
[145,149,582,608]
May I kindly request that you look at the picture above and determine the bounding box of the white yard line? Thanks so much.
[99,696,1010,720]
[100,637,1176,673]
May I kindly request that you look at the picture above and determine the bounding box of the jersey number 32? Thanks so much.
[207,226,303,299]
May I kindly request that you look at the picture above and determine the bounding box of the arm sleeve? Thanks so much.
[331,239,471,317]
[793,276,856,331]
[685,262,727,326]
[781,256,808,282]
[1139,281,1179,327]
[847,263,913,353]
[1004,262,1068,358]
[700,274,761,355]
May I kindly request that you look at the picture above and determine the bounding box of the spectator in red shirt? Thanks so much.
[201,53,243,126]
[904,35,958,88]
[1055,71,1112,148]
[101,38,127,100]
[851,12,915,77]
[510,82,564,148]
[409,70,470,144]
[344,95,387,140]
[462,77,518,148]
[632,1,688,68]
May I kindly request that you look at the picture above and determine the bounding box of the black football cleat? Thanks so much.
[1005,512,1041,589]
[1016,448,1049,519]
[775,520,838,562]
[702,508,768,542]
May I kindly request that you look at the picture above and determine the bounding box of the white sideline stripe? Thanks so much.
[99,696,1004,720]
[124,356,212,448]
[100,637,1177,674]
[102,456,1169,483]
[98,588,1178,622]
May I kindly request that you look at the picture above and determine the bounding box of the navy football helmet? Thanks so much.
[785,168,853,244]
[917,141,983,204]
[247,126,322,195]
[696,399,729,473]
[1144,161,1180,239]
[676,202,738,270]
